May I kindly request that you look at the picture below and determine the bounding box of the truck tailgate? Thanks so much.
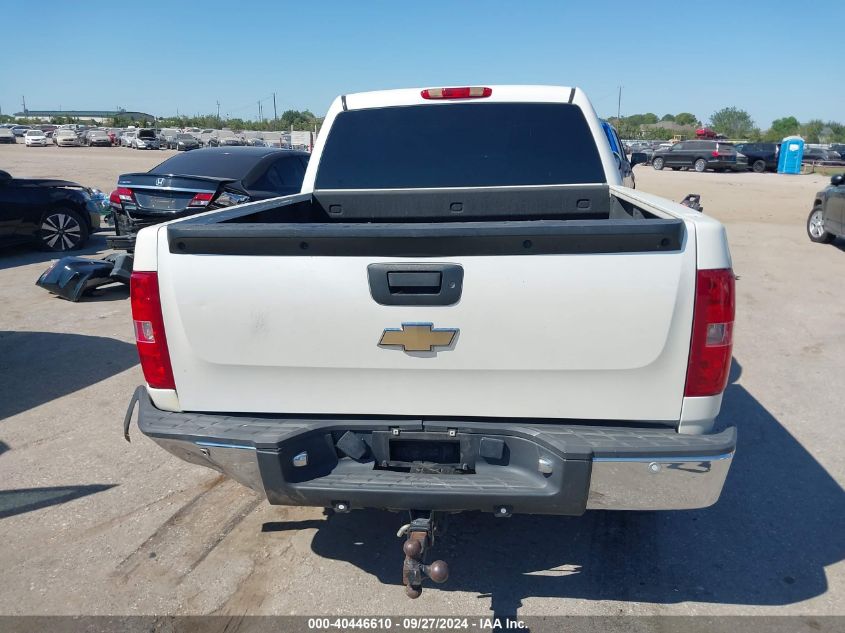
[156,220,696,421]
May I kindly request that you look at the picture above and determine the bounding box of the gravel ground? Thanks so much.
[0,143,843,618]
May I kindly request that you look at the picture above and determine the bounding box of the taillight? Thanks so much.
[685,269,735,397]
[188,192,214,207]
[711,150,720,157]
[109,187,135,208]
[130,272,175,390]
[421,87,492,100]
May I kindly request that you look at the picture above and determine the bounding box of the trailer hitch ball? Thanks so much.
[423,560,449,584]
[403,538,422,559]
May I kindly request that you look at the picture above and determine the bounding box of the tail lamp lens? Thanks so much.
[130,272,175,390]
[685,269,735,397]
[188,192,214,207]
[109,187,135,208]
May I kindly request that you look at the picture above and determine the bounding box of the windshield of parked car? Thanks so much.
[316,103,606,188]
[57,130,76,137]
[90,130,108,136]
[176,134,194,140]
[25,130,42,136]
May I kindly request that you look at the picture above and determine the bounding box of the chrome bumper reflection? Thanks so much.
[586,452,733,510]
[154,438,265,496]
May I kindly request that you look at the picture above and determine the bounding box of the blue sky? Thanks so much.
[1,1,841,128]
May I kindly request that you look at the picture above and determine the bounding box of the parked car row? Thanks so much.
[626,139,843,174]
[1,123,311,152]
[0,123,128,147]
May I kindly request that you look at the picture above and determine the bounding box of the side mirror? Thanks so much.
[832,174,844,186]
[630,152,648,167]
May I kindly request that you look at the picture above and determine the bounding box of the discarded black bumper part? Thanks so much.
[105,234,137,252]
[130,387,736,514]
[36,254,133,301]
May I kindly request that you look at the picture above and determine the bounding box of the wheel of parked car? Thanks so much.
[807,205,835,244]
[652,157,664,170]
[752,160,766,174]
[38,208,89,252]
[694,158,707,172]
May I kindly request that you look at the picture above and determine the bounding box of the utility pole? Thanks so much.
[617,86,622,120]
[216,100,221,123]
[273,92,277,121]
[22,95,27,115]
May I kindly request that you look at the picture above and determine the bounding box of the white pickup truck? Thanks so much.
[124,85,736,596]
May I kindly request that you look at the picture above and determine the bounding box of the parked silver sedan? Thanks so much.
[54,129,80,147]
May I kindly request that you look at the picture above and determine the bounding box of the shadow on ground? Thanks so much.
[0,484,116,519]
[262,359,844,613]
[0,232,112,272]
[0,331,137,420]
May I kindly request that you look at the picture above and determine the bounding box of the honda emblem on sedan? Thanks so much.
[156,178,165,186]
[379,323,458,352]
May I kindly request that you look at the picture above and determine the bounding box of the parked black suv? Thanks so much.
[652,140,747,172]
[734,142,779,173]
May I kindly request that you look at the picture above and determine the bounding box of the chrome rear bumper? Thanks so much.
[130,387,735,514]
[587,451,733,510]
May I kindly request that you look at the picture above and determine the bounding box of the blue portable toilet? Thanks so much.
[778,136,804,174]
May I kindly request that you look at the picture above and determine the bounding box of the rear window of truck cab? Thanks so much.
[315,103,606,189]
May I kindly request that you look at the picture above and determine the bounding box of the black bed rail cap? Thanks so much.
[167,218,685,257]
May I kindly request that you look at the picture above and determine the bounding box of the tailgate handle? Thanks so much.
[368,264,463,306]
[387,271,442,294]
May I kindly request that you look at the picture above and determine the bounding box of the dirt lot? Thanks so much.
[0,143,843,617]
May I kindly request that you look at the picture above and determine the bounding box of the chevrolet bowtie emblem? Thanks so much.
[379,323,458,352]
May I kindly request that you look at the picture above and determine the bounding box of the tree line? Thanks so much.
[608,108,845,143]
[155,110,322,132]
